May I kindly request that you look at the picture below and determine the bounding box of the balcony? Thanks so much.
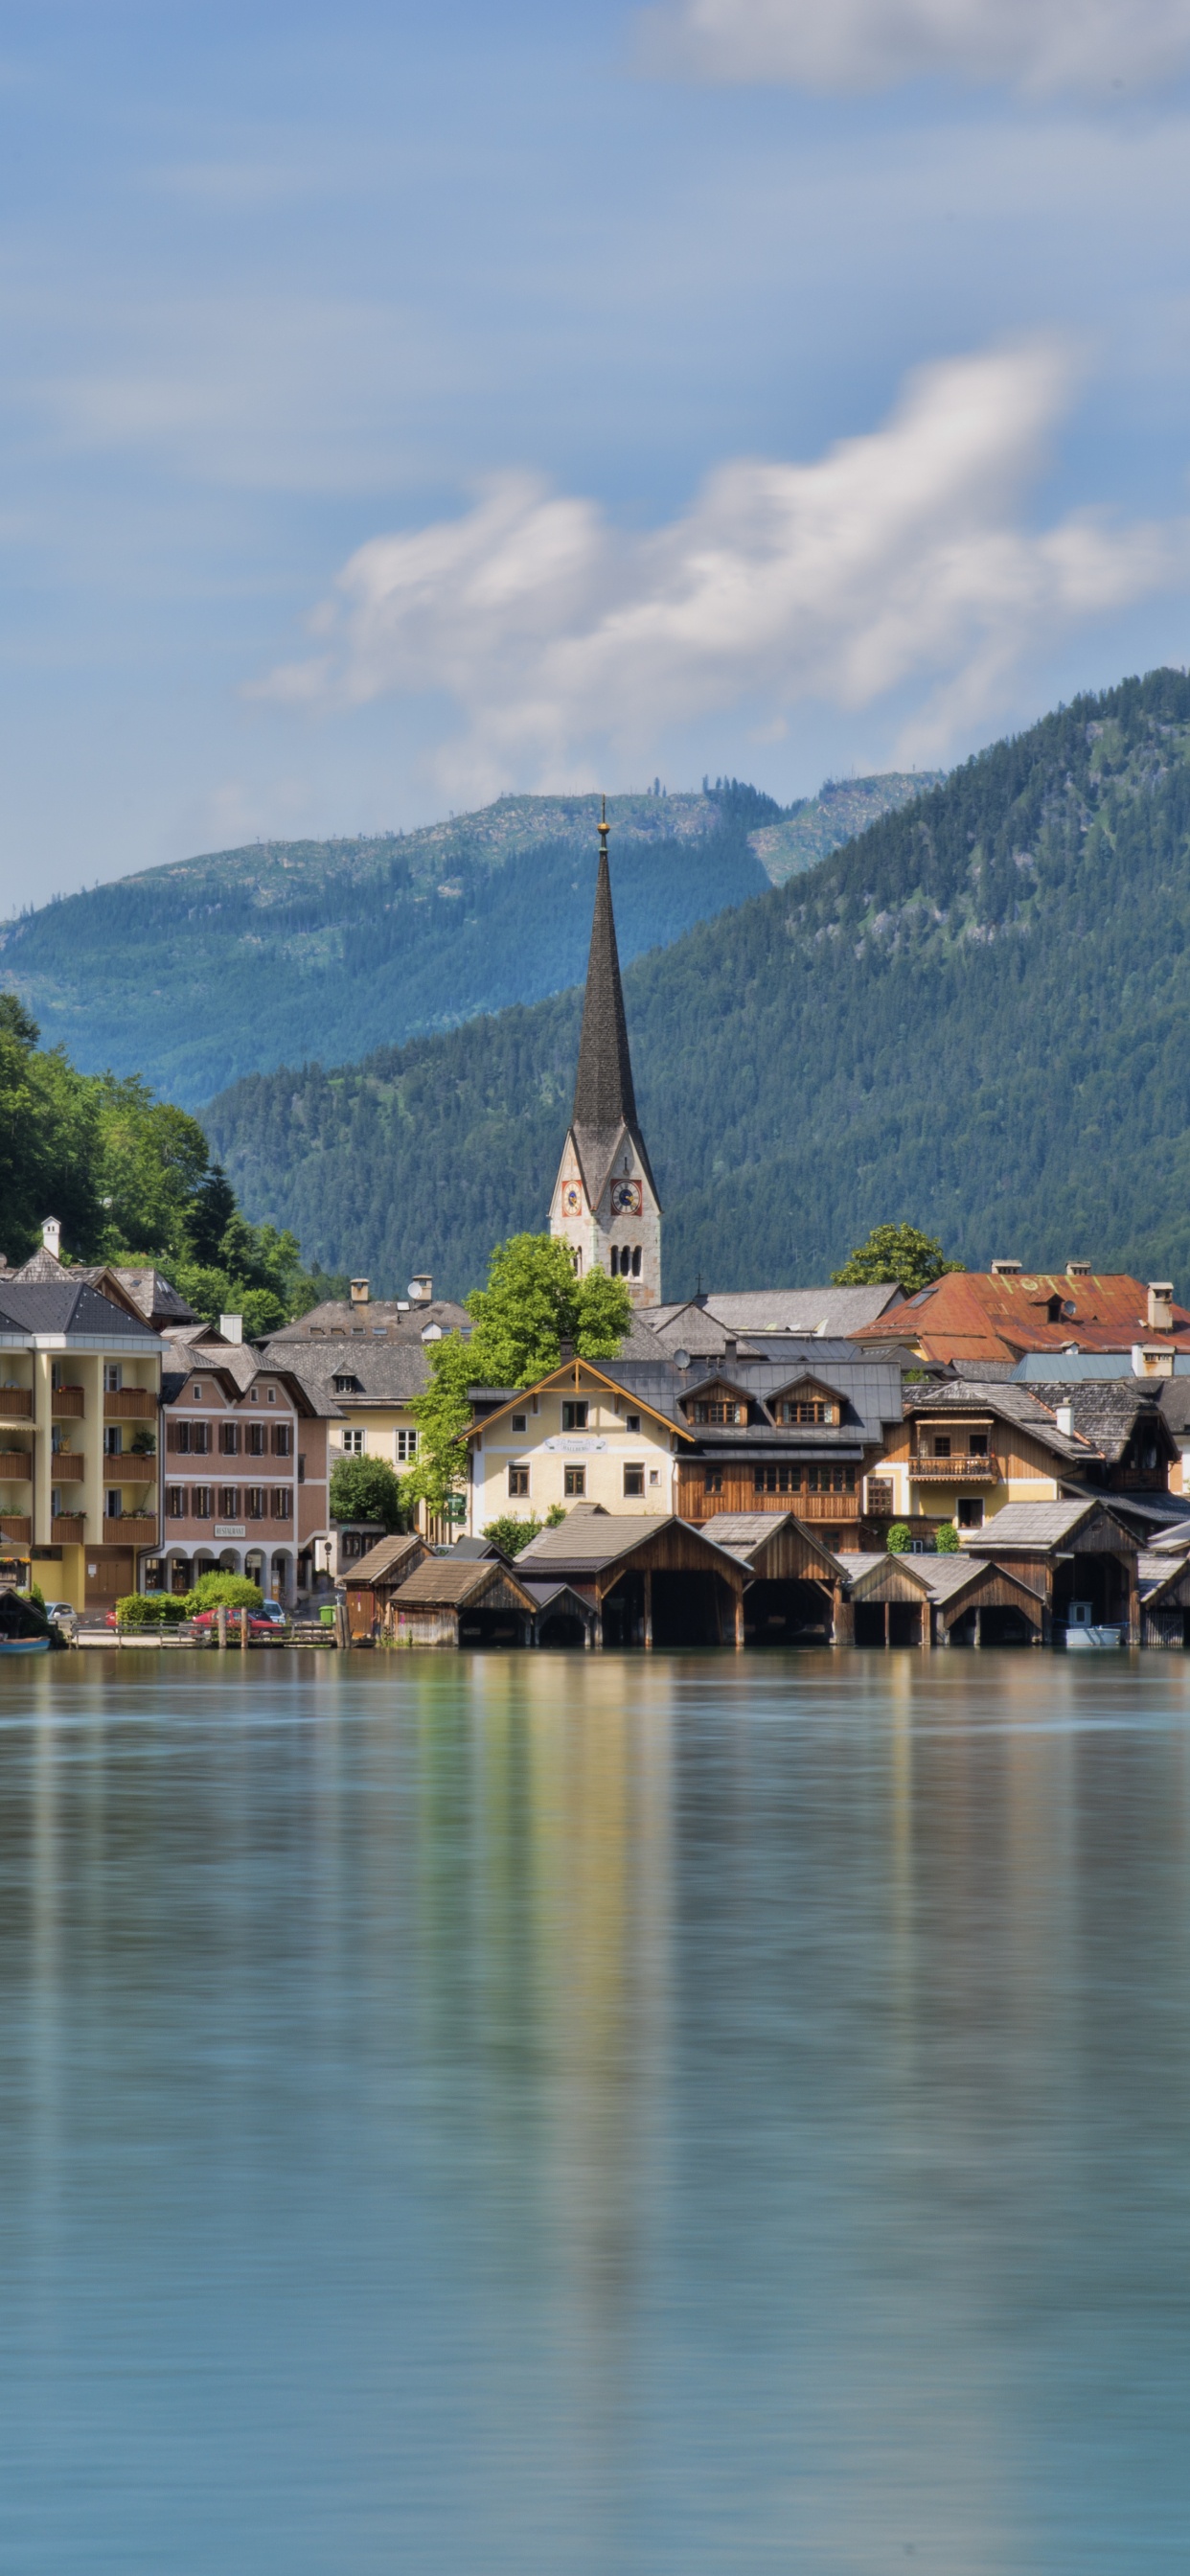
[51,1385,84,1418]
[105,1460,156,1483]
[99,1515,157,1545]
[51,1515,85,1541]
[796,1491,861,1520]
[103,1389,157,1421]
[909,1455,1000,1482]
[50,1452,85,1482]
[0,1388,33,1421]
[0,1515,32,1544]
[0,1452,32,1483]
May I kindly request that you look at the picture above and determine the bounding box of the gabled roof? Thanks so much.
[391,1556,536,1611]
[961,1498,1137,1552]
[1020,1379,1175,1465]
[516,1510,744,1579]
[700,1511,844,1576]
[346,1533,427,1585]
[649,1285,904,1345]
[0,1276,162,1343]
[271,1297,469,1342]
[468,1356,692,1445]
[260,1335,433,1405]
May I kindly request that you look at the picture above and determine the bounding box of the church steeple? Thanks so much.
[572,800,638,1131]
[548,798,662,1306]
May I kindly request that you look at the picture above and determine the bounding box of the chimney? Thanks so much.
[1133,1343,1174,1379]
[990,1258,1021,1276]
[408,1276,433,1306]
[723,1337,738,1365]
[1056,1403,1074,1437]
[559,1337,575,1362]
[1066,1259,1091,1278]
[1147,1282,1175,1332]
[350,1276,370,1307]
[218,1312,243,1346]
[41,1216,61,1260]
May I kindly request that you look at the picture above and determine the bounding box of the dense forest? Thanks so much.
[0,774,928,1104]
[205,670,1190,1302]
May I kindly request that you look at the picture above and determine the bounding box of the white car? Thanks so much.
[44,1600,77,1632]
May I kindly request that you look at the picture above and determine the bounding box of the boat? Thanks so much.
[1063,1603,1125,1651]
[0,1636,51,1657]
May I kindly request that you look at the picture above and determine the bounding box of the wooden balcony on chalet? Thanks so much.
[50,1452,85,1482]
[0,1516,32,1543]
[0,1453,33,1483]
[103,1388,157,1421]
[51,1514,85,1541]
[51,1385,84,1418]
[678,1473,860,1525]
[0,1387,33,1421]
[908,1455,1000,1483]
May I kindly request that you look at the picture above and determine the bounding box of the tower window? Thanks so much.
[631,1246,641,1276]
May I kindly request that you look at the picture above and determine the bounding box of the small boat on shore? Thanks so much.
[0,1636,51,1657]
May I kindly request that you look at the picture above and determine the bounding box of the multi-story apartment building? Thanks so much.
[0,1261,165,1613]
[159,1342,337,1602]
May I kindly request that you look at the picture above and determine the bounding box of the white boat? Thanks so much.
[1063,1603,1125,1651]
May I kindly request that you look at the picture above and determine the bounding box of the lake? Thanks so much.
[0,1647,1188,2572]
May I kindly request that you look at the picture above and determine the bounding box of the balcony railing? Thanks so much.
[0,1388,33,1421]
[105,1459,156,1481]
[0,1515,32,1544]
[51,1386,84,1418]
[51,1515,85,1541]
[99,1515,158,1544]
[103,1389,157,1421]
[0,1452,33,1483]
[50,1452,85,1482]
[908,1456,1000,1482]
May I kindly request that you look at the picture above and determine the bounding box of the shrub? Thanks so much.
[18,1581,46,1611]
[182,1573,263,1616]
[116,1592,188,1629]
[886,1523,911,1554]
[934,1521,960,1553]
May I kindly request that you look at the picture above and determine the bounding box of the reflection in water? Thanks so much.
[0,1652,1188,2569]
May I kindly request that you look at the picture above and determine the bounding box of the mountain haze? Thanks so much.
[0,775,930,1105]
[205,673,1190,1303]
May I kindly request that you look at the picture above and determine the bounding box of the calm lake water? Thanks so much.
[0,1648,1188,2573]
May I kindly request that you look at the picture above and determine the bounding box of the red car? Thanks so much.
[190,1606,287,1644]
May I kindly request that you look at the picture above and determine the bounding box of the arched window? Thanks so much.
[631,1246,641,1276]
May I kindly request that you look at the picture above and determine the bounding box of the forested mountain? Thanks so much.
[205,671,1190,1303]
[0,774,930,1105]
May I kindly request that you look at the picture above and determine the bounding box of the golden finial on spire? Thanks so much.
[598,793,609,857]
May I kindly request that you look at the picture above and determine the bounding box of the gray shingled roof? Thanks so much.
[391,1557,534,1609]
[0,1276,161,1342]
[260,1337,431,1405]
[346,1533,426,1584]
[1021,1378,1170,1465]
[700,1511,844,1572]
[904,1378,1093,1460]
[962,1499,1132,1550]
[275,1296,469,1342]
[648,1285,904,1342]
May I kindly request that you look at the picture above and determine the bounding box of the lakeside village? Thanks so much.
[8,811,1190,1655]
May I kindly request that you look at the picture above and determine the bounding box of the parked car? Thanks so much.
[44,1600,77,1634]
[190,1606,287,1644]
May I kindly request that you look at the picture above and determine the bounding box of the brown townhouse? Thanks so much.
[158,1337,339,1603]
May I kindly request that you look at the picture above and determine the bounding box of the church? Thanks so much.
[548,802,662,1307]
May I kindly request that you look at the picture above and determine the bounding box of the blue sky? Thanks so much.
[5,0,1190,904]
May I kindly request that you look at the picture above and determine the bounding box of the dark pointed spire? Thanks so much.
[572,797,637,1129]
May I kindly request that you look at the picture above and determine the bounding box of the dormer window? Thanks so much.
[770,1376,843,1428]
[694,1398,745,1425]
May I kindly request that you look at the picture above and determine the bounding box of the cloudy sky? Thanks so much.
[5,0,1190,903]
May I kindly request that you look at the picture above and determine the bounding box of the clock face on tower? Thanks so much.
[610,1180,642,1216]
[561,1182,583,1216]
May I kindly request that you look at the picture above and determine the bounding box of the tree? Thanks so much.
[186,1162,238,1265]
[934,1521,959,1552]
[465,1232,632,1388]
[329,1454,408,1532]
[406,1234,634,1519]
[886,1523,911,1553]
[831,1223,964,1297]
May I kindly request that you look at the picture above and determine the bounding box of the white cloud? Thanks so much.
[254,345,1190,784]
[636,0,1190,97]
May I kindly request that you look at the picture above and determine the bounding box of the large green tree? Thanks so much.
[831,1223,963,1297]
[404,1233,634,1518]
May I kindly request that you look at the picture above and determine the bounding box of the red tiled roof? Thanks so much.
[849,1272,1190,1366]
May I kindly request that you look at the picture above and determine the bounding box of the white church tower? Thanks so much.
[549,800,662,1307]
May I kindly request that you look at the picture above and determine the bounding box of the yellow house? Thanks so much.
[468,1357,691,1533]
[0,1256,164,1613]
[867,1381,1121,1539]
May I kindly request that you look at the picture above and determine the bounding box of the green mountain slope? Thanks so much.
[203,672,1190,1304]
[0,773,930,1105]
